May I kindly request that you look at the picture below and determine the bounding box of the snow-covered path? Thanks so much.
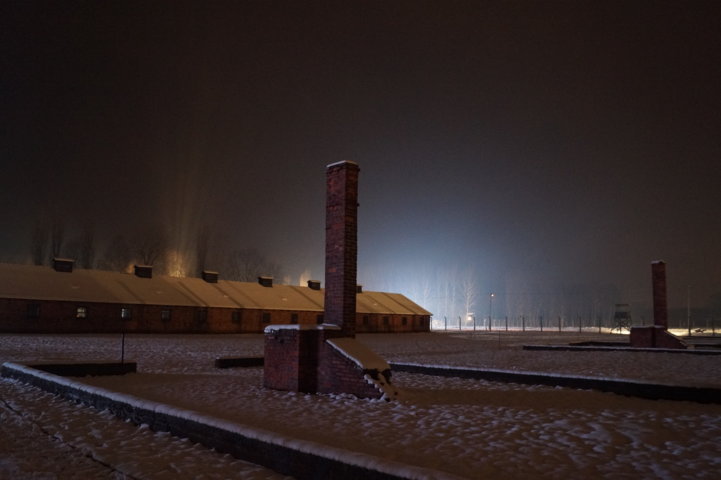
[2,332,721,479]
[0,377,288,479]
[79,368,721,479]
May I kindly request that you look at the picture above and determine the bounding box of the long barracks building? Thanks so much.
[0,260,431,334]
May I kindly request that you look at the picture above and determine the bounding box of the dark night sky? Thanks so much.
[1,1,720,315]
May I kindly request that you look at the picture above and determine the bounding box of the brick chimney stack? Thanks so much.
[324,161,359,337]
[652,260,668,329]
[629,260,686,349]
[264,161,398,398]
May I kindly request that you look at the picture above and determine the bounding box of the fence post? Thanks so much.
[458,316,462,331]
[522,315,525,332]
[578,315,582,333]
[505,315,508,331]
[540,315,543,332]
[558,316,562,333]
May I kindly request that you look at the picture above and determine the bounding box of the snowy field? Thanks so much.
[2,331,721,479]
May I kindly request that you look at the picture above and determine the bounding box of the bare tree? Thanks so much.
[195,225,211,276]
[48,218,65,263]
[63,222,96,269]
[99,234,132,272]
[78,222,95,269]
[30,222,48,265]
[438,267,458,322]
[63,239,81,265]
[461,268,479,322]
[709,292,721,317]
[133,227,166,266]
[224,248,282,282]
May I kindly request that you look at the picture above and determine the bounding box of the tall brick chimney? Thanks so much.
[264,161,398,399]
[324,161,359,337]
[630,260,686,349]
[651,260,668,329]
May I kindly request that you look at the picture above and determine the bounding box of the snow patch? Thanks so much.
[326,338,399,400]
[4,332,721,479]
[327,337,390,371]
[1,361,449,479]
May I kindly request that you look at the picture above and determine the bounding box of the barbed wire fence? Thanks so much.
[428,291,720,336]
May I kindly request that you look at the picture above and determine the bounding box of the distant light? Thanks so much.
[166,249,188,278]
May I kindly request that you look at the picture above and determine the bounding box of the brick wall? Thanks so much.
[264,328,303,391]
[263,327,323,393]
[355,314,431,333]
[0,297,429,334]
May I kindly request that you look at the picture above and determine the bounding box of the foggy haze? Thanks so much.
[1,1,720,321]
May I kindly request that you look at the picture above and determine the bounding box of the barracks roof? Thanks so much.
[0,263,431,316]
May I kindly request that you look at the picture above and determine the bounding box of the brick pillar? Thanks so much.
[324,161,359,337]
[652,260,668,329]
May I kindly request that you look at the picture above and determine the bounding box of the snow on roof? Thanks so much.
[326,160,358,168]
[263,324,341,333]
[327,337,390,371]
[356,290,432,316]
[0,263,431,315]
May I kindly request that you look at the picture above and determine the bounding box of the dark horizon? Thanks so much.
[2,1,720,318]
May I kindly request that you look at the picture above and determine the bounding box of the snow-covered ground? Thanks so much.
[1,331,721,479]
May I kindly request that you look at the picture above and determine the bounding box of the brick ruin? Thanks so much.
[263,161,398,400]
[630,260,687,349]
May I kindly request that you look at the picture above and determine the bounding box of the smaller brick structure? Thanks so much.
[630,325,688,349]
[630,260,686,349]
[263,325,340,394]
[263,324,398,400]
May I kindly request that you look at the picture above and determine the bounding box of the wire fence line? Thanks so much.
[430,313,721,336]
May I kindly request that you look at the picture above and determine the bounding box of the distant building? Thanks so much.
[0,262,431,334]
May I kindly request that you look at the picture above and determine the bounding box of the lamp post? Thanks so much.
[488,293,494,331]
[687,285,691,336]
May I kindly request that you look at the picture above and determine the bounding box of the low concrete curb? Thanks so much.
[214,356,264,368]
[1,362,459,480]
[29,362,137,376]
[390,362,721,404]
[525,344,721,355]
